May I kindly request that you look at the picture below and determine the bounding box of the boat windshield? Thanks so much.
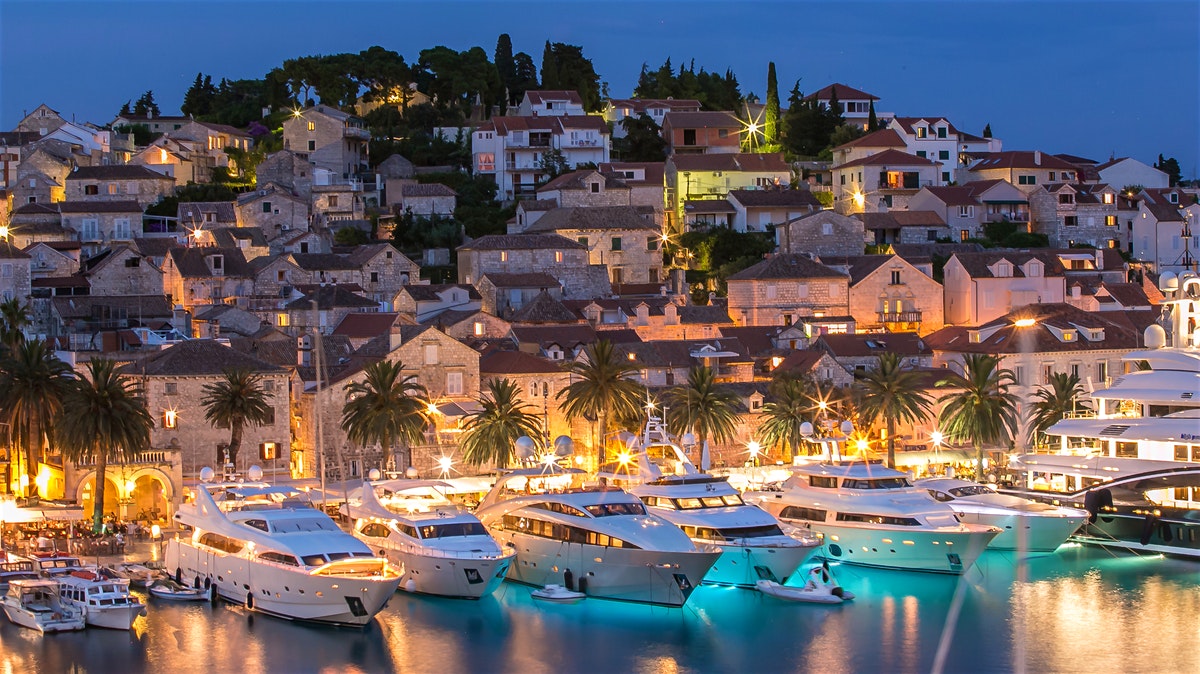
[949,485,995,498]
[673,494,744,509]
[584,502,646,517]
[842,477,912,490]
[418,522,489,539]
[268,518,340,533]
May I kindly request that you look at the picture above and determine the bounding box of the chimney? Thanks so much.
[1034,151,1042,166]
[1094,249,1104,270]
[389,327,402,352]
[171,305,191,336]
[297,333,312,367]
[1071,285,1081,299]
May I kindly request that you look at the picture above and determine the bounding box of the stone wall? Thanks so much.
[727,277,850,326]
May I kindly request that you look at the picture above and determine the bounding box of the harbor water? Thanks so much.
[2,545,1198,674]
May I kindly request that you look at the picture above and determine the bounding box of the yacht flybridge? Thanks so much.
[915,477,1087,553]
[474,465,722,606]
[167,466,401,626]
[597,415,820,587]
[343,479,514,599]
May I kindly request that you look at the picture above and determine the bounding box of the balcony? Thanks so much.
[72,449,177,467]
[563,139,602,148]
[504,161,541,171]
[343,125,370,140]
[877,311,923,323]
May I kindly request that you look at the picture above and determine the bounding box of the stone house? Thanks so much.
[275,229,327,255]
[820,254,944,334]
[311,179,367,225]
[125,339,292,479]
[803,83,882,130]
[130,136,207,184]
[726,189,822,233]
[58,200,144,253]
[534,170,634,210]
[614,337,755,387]
[289,244,419,305]
[16,104,67,136]
[476,272,563,317]
[65,165,174,209]
[660,111,742,155]
[329,312,403,350]
[665,153,791,232]
[12,142,74,205]
[0,240,32,303]
[907,186,986,240]
[80,244,163,297]
[7,204,70,248]
[776,210,869,258]
[207,227,270,261]
[857,211,950,245]
[942,251,1067,326]
[510,199,559,233]
[771,349,854,388]
[178,201,239,235]
[282,285,378,335]
[391,182,456,216]
[255,150,313,201]
[393,283,482,322]
[161,246,255,312]
[24,241,79,280]
[604,99,702,137]
[832,149,941,215]
[1031,183,1121,249]
[812,332,934,373]
[508,323,600,361]
[422,308,511,342]
[961,151,1082,194]
[192,304,268,339]
[597,162,666,213]
[458,234,610,300]
[282,105,370,178]
[683,199,737,230]
[376,154,415,180]
[523,205,662,285]
[235,184,310,244]
[46,294,173,350]
[726,253,852,329]
[479,349,574,445]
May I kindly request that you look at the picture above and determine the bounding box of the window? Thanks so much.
[611,237,622,251]
[165,383,178,395]
[1049,172,1057,182]
[327,195,338,208]
[1071,363,1080,378]
[590,182,600,193]
[717,128,728,139]
[1102,193,1114,204]
[0,264,10,278]
[840,174,846,185]
[1064,216,1078,227]
[1018,175,1037,185]
[927,229,939,241]
[107,183,119,195]
[939,150,950,160]
[1059,193,1074,204]
[1043,365,1054,385]
[916,150,927,159]
[916,127,927,138]
[161,410,177,429]
[1097,360,1107,383]
[960,229,969,242]
[1013,365,1024,385]
[577,237,588,247]
[1105,215,1117,226]
[307,121,315,131]
[262,201,272,213]
[473,321,484,337]
[766,284,777,299]
[424,343,438,365]
[446,372,463,395]
[647,238,658,251]
[84,185,98,195]
[500,251,508,262]
[937,127,947,139]
[113,218,131,240]
[307,140,315,151]
[370,272,378,283]
[958,205,974,218]
[942,171,951,183]
[891,270,901,285]
[554,251,563,263]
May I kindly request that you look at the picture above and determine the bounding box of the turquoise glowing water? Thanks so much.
[2,546,1198,674]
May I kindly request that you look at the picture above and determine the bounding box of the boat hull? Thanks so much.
[166,539,401,626]
[80,603,144,630]
[791,522,996,574]
[384,547,513,599]
[2,603,84,632]
[701,542,819,587]
[493,530,719,606]
[953,509,1085,553]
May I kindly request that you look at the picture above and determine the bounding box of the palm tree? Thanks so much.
[201,368,273,471]
[857,353,934,468]
[0,339,73,496]
[0,297,29,351]
[56,359,152,532]
[460,378,544,468]
[937,354,1020,480]
[1028,372,1091,447]
[663,366,740,466]
[558,339,644,465]
[758,377,811,462]
[341,360,429,472]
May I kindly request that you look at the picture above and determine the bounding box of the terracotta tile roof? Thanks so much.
[889,117,960,136]
[67,165,174,181]
[400,283,481,302]
[510,291,579,324]
[0,131,42,146]
[597,162,665,186]
[458,233,585,251]
[614,337,752,368]
[525,205,657,233]
[399,183,457,197]
[921,186,981,207]
[817,254,894,284]
[12,202,60,216]
[0,240,31,259]
[803,83,879,102]
[727,253,847,281]
[597,328,642,344]
[835,149,938,170]
[857,211,947,231]
[167,247,253,278]
[715,325,786,356]
[178,202,237,221]
[669,153,789,173]
[332,312,401,339]
[133,237,182,258]
[1138,189,1184,222]
[676,304,733,324]
[772,350,827,377]
[833,128,906,151]
[510,324,597,348]
[52,294,170,319]
[923,304,1145,354]
[814,332,931,358]
[192,120,251,137]
[684,199,737,214]
[480,115,608,135]
[57,200,142,214]
[524,90,584,105]
[968,151,1079,172]
[125,339,286,376]
[539,170,629,193]
[608,99,702,113]
[479,272,561,288]
[727,189,821,208]
[1098,282,1153,307]
[209,227,268,248]
[290,252,360,271]
[948,250,1066,279]
[480,349,563,375]
[611,282,668,296]
[517,199,559,212]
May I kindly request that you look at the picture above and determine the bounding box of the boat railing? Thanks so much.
[382,539,511,561]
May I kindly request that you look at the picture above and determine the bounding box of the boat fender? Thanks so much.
[831,586,845,599]
[246,592,254,610]
[204,576,211,589]
[193,576,201,589]
[175,568,182,584]
[563,568,574,592]
[1140,514,1158,546]
[1083,489,1113,523]
[210,583,220,606]
[577,577,588,595]
[404,579,416,593]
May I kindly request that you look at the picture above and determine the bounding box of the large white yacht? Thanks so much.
[1002,453,1200,558]
[1042,271,1200,466]
[474,464,722,606]
[747,458,1000,574]
[597,415,820,587]
[166,466,402,626]
[344,479,514,599]
[915,477,1087,553]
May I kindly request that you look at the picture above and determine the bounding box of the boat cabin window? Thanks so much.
[584,502,646,517]
[396,523,420,539]
[360,522,390,538]
[529,501,589,518]
[501,514,641,549]
[836,512,921,526]
[841,477,912,490]
[779,505,827,521]
[928,490,954,502]
[671,494,744,509]
[418,522,488,539]
[681,524,784,541]
[302,554,329,566]
[198,533,246,554]
[257,551,300,566]
[639,496,675,509]
[269,517,339,533]
[809,476,837,488]
[243,519,270,532]
[948,485,994,498]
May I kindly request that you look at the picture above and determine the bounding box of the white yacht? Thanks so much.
[166,466,402,626]
[57,568,146,630]
[0,554,39,594]
[1002,453,1200,558]
[2,579,85,633]
[25,552,85,578]
[916,477,1087,553]
[597,415,820,587]
[747,460,1000,574]
[344,479,514,599]
[474,465,722,606]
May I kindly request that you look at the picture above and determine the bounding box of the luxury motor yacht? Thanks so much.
[166,466,402,627]
[596,415,820,587]
[747,459,1000,574]
[344,479,514,599]
[474,464,722,606]
[915,477,1087,553]
[1002,453,1200,558]
[57,568,145,630]
[2,579,85,633]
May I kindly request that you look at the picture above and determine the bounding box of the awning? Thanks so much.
[437,401,482,418]
[892,449,973,468]
[0,500,85,523]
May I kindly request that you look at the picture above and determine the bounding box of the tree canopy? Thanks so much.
[634,58,743,111]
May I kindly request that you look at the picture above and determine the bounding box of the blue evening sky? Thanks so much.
[2,0,1197,176]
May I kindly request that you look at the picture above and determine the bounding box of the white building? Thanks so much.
[472,115,610,201]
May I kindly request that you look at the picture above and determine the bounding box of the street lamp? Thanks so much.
[747,440,761,467]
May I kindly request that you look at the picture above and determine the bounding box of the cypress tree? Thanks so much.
[540,41,558,89]
[867,100,878,131]
[983,123,992,138]
[764,62,780,147]
[495,34,516,105]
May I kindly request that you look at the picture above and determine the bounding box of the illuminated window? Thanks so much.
[473,322,483,337]
[554,251,563,263]
[307,121,315,132]
[277,313,289,327]
[162,409,177,429]
[500,251,508,262]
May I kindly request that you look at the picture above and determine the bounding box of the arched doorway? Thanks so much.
[79,476,120,521]
[131,474,169,523]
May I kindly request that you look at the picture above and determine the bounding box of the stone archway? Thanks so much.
[76,475,120,522]
[74,467,175,524]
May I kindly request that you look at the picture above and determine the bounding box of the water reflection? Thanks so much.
[1,549,1196,674]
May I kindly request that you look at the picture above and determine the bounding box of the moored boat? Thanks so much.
[916,477,1087,553]
[57,568,145,630]
[2,579,85,633]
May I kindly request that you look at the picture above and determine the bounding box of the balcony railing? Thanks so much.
[877,311,923,323]
[505,161,540,171]
[343,126,371,140]
[72,450,176,467]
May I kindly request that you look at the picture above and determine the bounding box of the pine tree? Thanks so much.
[133,90,159,117]
[118,100,131,116]
[764,62,780,147]
[983,123,992,138]
[867,100,879,131]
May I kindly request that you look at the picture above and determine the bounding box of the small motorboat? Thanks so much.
[106,562,158,588]
[756,565,855,605]
[58,569,146,630]
[2,579,86,633]
[531,584,586,604]
[148,578,211,602]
